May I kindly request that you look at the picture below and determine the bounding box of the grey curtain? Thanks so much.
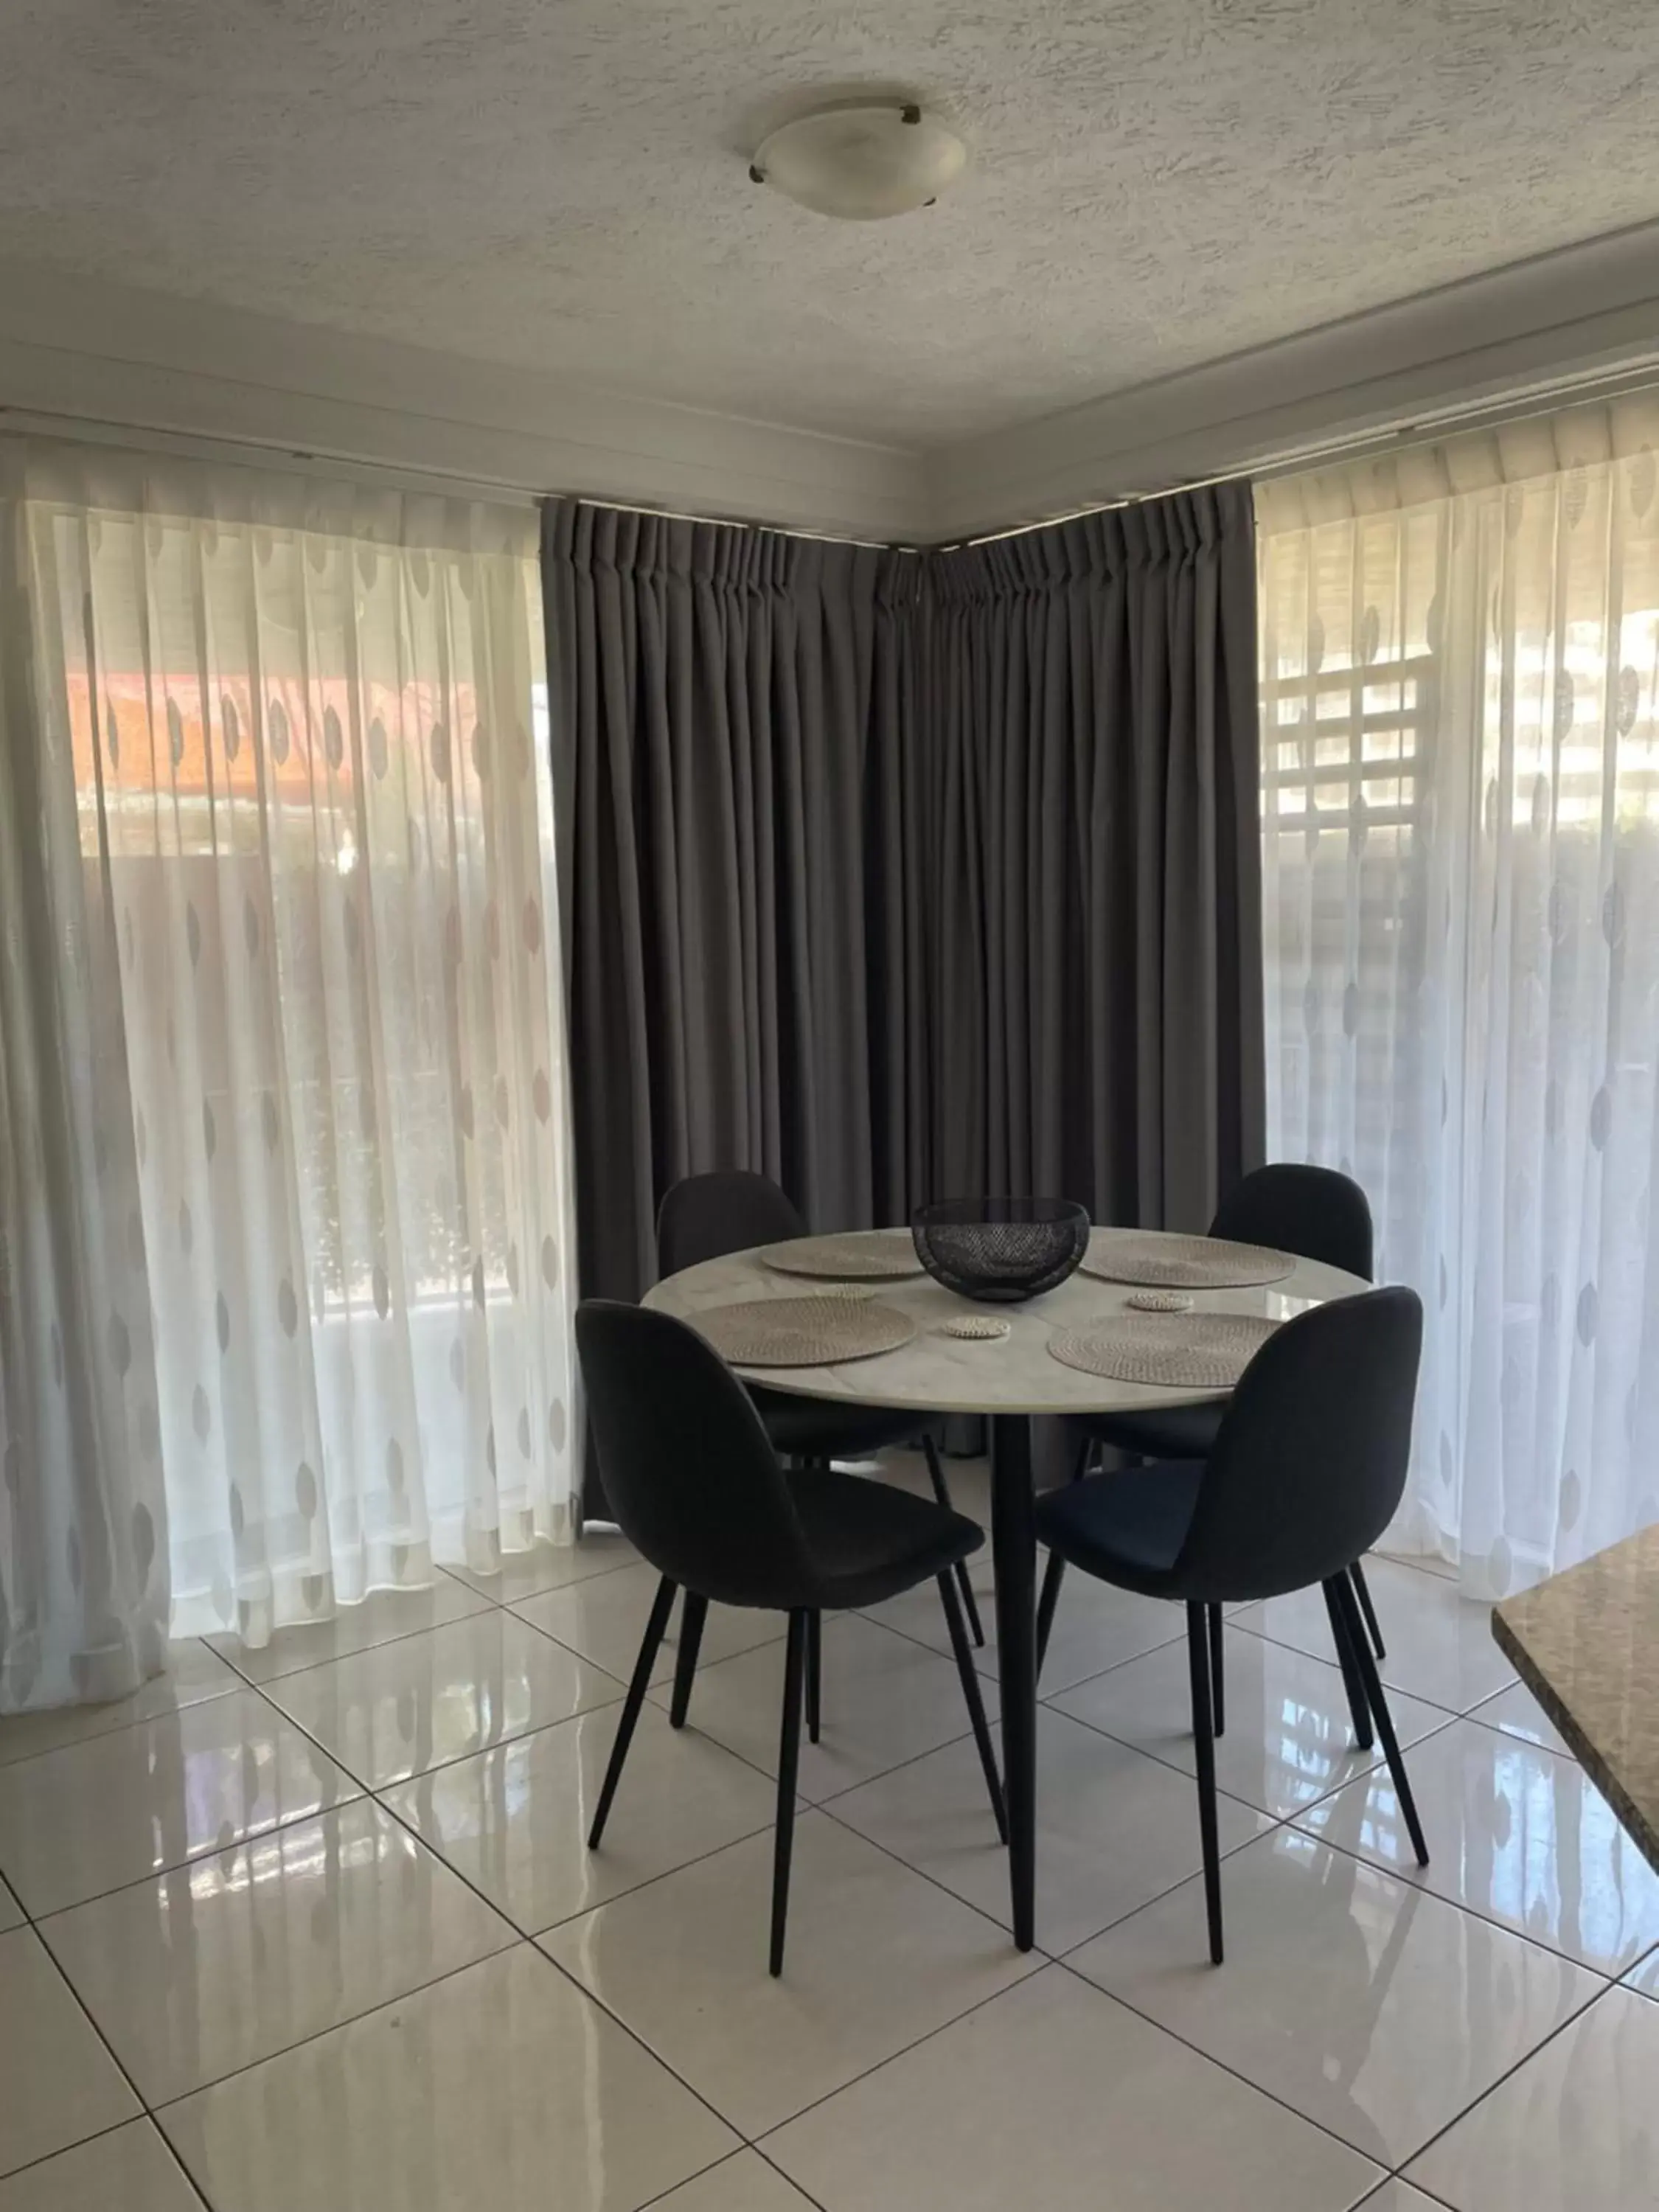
[541,499,928,1305]
[922,485,1264,1233]
[541,482,1263,1323]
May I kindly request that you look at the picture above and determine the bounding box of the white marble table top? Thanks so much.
[642,1230,1366,1418]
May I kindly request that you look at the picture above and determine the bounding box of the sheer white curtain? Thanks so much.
[1257,397,1659,1596]
[1,467,170,1711]
[5,439,578,1669]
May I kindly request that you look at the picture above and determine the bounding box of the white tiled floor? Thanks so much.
[0,1457,1648,2209]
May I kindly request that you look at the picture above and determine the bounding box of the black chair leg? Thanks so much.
[937,1570,1008,1843]
[1336,1573,1430,1867]
[669,1591,707,1729]
[1322,1576,1375,1753]
[1185,1601,1225,1965]
[588,1573,678,1848]
[923,1436,985,1647]
[1035,1547,1066,1677]
[1207,1601,1225,1738]
[1033,1435,1098,1680]
[1349,1559,1387,1660]
[806,1609,822,1744]
[771,1610,808,1977]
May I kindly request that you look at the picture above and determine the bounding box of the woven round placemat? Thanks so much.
[692,1295,917,1368]
[1079,1231,1295,1289]
[758,1231,924,1281]
[1048,1310,1279,1388]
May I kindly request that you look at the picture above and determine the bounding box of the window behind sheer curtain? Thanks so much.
[21,444,579,1646]
[1257,403,1659,1596]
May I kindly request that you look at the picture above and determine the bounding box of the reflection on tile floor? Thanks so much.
[1048,1618,1452,1820]
[0,1484,1643,2209]
[1068,1822,1601,2169]
[1293,1714,1659,1976]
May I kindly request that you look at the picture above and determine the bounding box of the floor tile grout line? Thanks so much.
[251,1606,637,1703]
[18,1684,539,2126]
[1038,1606,1472,1727]
[435,1545,644,1607]
[1281,1801,1641,1987]
[19,1781,380,1929]
[1377,1965,1626,2190]
[500,1787,1091,2158]
[204,1548,660,1695]
[143,1936,526,2123]
[8,1924,217,2211]
[204,1601,512,1692]
[742,1955,1058,2153]
[1032,1685,1403,1829]
[850,1595,1189,1696]
[514,1814,787,1943]
[1377,2166,1459,2208]
[260,1683,633,1801]
[355,1700,800,1964]
[529,1941,788,2157]
[0,1672,246,1781]
[1045,1952,1400,2181]
[809,1796,1053,1951]
[635,2143,799,2211]
[1044,1635,1470,1827]
[1371,1550,1464,1588]
[1222,1613,1500,1722]
[1049,1846,1635,2191]
[0,2112,215,2208]
[747,2140,835,2211]
[510,1596,788,1686]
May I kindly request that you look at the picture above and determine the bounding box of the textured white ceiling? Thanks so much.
[2,0,1657,446]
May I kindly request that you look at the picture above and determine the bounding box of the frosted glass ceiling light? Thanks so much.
[749,102,967,221]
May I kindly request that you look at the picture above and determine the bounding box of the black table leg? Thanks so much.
[990,1412,1037,1952]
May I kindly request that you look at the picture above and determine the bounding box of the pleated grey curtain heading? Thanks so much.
[541,483,1262,1319]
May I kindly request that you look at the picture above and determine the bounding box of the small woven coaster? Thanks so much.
[759,1232,924,1281]
[941,1315,1010,1340]
[692,1295,917,1368]
[1080,1231,1295,1290]
[1048,1310,1279,1388]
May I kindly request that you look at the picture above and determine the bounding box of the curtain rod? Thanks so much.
[9,346,1659,554]
[0,407,914,550]
[0,405,544,510]
[947,351,1659,550]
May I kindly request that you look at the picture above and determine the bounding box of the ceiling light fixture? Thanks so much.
[748,100,967,221]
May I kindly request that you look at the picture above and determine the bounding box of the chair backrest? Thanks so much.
[1211,1164,1373,1281]
[575,1300,817,1607]
[657,1171,806,1278]
[1175,1287,1422,1603]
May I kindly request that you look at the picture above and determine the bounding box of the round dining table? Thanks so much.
[644,1228,1367,1953]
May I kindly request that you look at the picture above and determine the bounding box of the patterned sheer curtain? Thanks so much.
[3,439,578,1682]
[1256,396,1659,1597]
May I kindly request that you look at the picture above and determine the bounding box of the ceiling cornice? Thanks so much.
[927,216,1659,540]
[3,218,1659,546]
[0,260,928,543]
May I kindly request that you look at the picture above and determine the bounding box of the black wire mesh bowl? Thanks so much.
[911,1197,1091,1304]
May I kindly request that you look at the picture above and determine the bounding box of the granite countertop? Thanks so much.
[1493,1523,1659,1874]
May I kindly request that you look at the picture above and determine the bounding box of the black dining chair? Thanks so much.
[1035,1287,1428,1964]
[1037,1164,1388,1719]
[658,1171,985,1648]
[577,1299,1005,1975]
